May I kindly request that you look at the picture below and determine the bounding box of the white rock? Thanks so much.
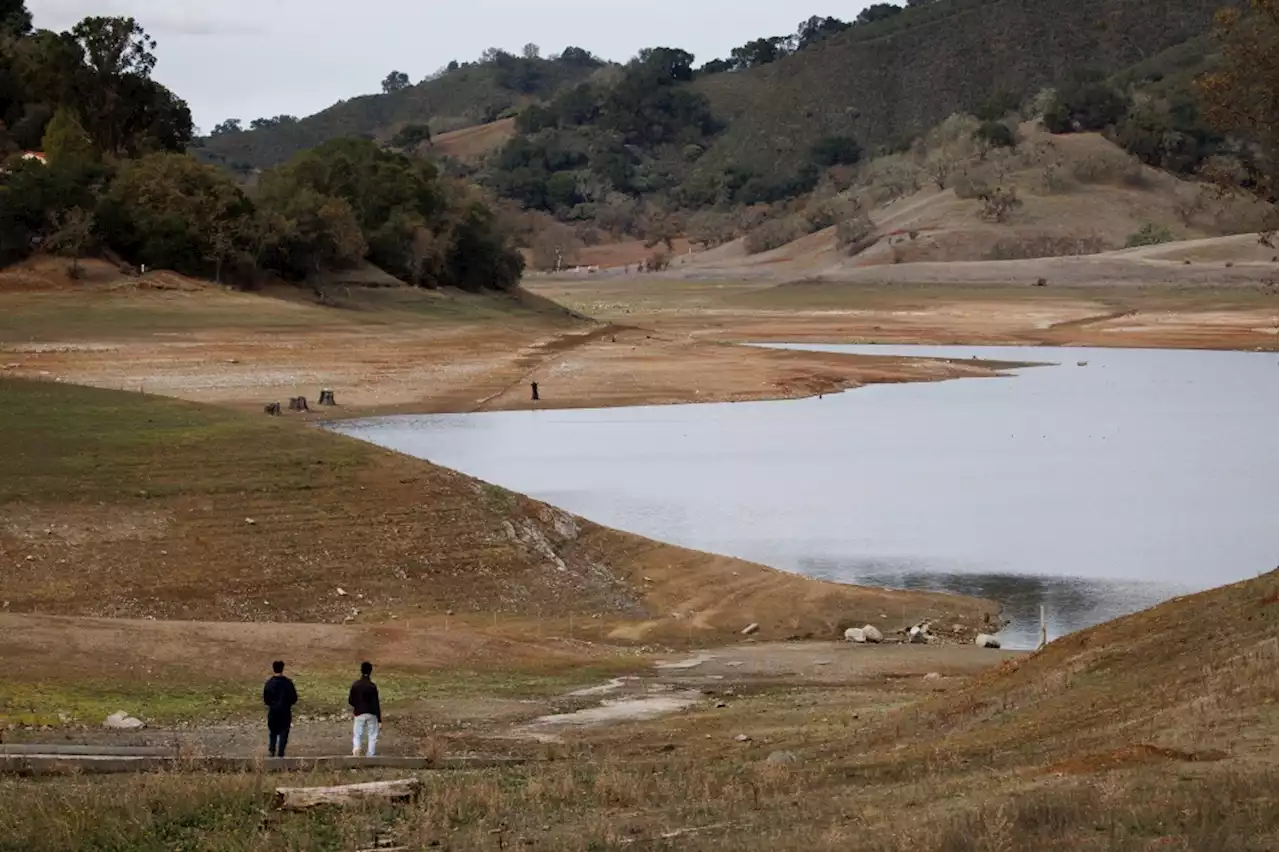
[103,710,145,730]
[336,587,347,596]
[975,633,1002,649]
[844,627,866,643]
[923,672,941,681]
[734,733,751,742]
[861,625,883,643]
[741,623,759,636]
[765,750,799,765]
[244,517,255,525]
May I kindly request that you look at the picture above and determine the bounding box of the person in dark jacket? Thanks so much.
[348,661,382,757]
[262,660,298,758]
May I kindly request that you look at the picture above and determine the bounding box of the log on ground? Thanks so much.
[274,778,422,810]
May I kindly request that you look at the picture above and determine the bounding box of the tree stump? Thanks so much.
[274,778,422,811]
[530,381,539,401]
[318,389,336,406]
[264,402,281,416]
[289,396,309,412]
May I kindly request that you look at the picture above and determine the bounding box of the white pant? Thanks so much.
[352,713,379,757]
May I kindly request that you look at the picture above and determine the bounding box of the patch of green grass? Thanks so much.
[0,377,373,503]
[1,665,638,726]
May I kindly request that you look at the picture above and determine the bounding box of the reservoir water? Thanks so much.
[330,345,1278,649]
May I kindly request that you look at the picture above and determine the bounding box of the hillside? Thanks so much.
[657,124,1278,284]
[691,0,1225,180]
[194,55,601,171]
[0,376,997,640]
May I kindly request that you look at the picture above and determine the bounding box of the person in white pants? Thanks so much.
[348,661,382,757]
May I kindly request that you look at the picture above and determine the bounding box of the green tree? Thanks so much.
[1043,74,1128,133]
[809,135,862,167]
[211,118,242,136]
[1,0,31,36]
[256,184,367,279]
[856,3,902,24]
[41,105,95,164]
[381,70,410,94]
[97,152,255,276]
[389,123,431,150]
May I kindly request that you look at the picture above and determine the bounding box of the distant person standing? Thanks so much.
[349,661,382,757]
[262,660,298,758]
[530,381,540,402]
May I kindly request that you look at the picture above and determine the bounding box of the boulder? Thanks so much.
[861,625,883,643]
[923,672,941,681]
[103,710,145,730]
[908,624,930,644]
[975,634,1002,649]
[844,627,866,643]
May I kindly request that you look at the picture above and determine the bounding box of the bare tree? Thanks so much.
[46,207,95,278]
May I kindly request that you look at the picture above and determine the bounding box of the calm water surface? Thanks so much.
[330,345,1278,649]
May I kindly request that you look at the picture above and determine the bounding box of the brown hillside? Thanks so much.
[0,378,997,643]
[432,118,517,162]
[862,571,1278,772]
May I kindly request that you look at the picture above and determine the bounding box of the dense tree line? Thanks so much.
[698,6,912,75]
[0,3,524,289]
[489,47,722,214]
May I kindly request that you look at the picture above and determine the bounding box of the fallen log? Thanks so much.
[274,778,422,810]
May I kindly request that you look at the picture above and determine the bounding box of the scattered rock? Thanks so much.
[336,588,348,596]
[923,672,941,681]
[765,750,799,766]
[244,517,256,525]
[103,710,145,730]
[861,625,883,643]
[741,623,759,636]
[879,613,888,619]
[975,634,1002,649]
[844,627,866,643]
[734,734,751,743]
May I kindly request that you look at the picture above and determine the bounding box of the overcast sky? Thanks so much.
[32,0,873,133]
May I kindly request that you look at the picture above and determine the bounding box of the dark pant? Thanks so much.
[267,713,291,757]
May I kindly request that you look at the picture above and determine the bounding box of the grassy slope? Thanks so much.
[2,574,1272,851]
[0,377,994,636]
[692,0,1221,180]
[194,60,596,171]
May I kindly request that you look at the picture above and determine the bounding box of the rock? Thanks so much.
[861,625,883,643]
[715,701,728,708]
[844,627,866,643]
[734,734,751,742]
[244,517,256,525]
[103,710,145,730]
[336,587,348,596]
[741,623,759,636]
[908,625,930,644]
[975,634,1002,649]
[765,750,799,766]
[923,672,941,681]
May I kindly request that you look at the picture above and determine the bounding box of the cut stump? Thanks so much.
[274,778,422,810]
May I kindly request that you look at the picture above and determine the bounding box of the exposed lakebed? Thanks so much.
[330,345,1278,649]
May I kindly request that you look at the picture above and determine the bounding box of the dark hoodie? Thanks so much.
[262,675,298,721]
[348,676,381,721]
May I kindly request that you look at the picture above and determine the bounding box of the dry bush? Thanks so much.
[836,210,877,256]
[979,186,1022,222]
[642,249,671,272]
[744,216,808,254]
[952,174,992,200]
[530,223,584,271]
[1039,162,1073,194]
[686,210,736,248]
[987,234,1107,259]
[803,195,862,231]
[1071,150,1134,185]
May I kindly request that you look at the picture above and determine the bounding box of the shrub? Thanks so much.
[975,121,1018,149]
[643,250,670,271]
[835,211,876,255]
[952,174,991,200]
[809,135,863,167]
[1125,223,1175,247]
[743,216,807,254]
[978,186,1022,222]
[1043,77,1128,133]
